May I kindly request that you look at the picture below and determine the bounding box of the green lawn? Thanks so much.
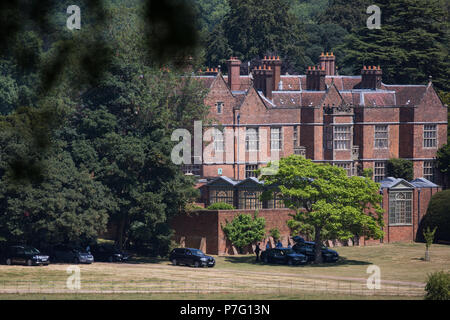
[0,242,448,300]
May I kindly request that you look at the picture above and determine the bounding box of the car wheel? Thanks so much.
[263,256,268,263]
[73,257,79,264]
[172,259,177,266]
[5,258,11,265]
[108,256,113,263]
[287,259,293,266]
[194,261,200,268]
[27,259,32,266]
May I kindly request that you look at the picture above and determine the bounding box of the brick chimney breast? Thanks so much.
[227,57,242,91]
[262,55,282,92]
[319,52,336,76]
[306,66,326,91]
[361,65,383,89]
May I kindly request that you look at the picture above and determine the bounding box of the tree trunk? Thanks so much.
[314,227,323,264]
[425,247,430,261]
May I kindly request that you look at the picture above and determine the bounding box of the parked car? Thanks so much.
[169,248,215,268]
[292,240,339,262]
[90,244,130,262]
[51,245,94,264]
[2,245,50,266]
[260,248,308,265]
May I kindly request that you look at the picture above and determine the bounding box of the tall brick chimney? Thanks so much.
[262,55,282,91]
[361,65,382,89]
[253,65,274,100]
[319,52,336,76]
[227,57,241,91]
[306,66,326,91]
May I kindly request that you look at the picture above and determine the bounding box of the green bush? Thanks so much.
[421,190,450,242]
[386,158,413,181]
[222,212,266,252]
[207,202,235,210]
[424,271,450,300]
[269,228,281,242]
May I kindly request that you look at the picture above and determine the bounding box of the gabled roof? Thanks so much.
[379,177,415,189]
[410,178,439,188]
[206,176,239,187]
[235,177,264,188]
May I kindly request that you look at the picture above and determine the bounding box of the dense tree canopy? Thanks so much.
[261,155,384,263]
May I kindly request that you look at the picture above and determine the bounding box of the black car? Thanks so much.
[260,248,308,265]
[292,240,339,262]
[2,245,50,266]
[169,248,215,268]
[90,244,130,262]
[51,245,94,264]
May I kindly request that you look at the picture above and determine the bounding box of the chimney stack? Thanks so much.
[203,67,219,76]
[227,57,241,91]
[361,65,382,89]
[306,66,326,91]
[262,55,282,91]
[253,65,274,100]
[319,52,336,76]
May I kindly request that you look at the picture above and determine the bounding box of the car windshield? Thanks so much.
[23,247,40,255]
[190,249,205,256]
[283,249,295,254]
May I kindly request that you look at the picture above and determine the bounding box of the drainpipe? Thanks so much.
[237,113,240,181]
[417,188,421,242]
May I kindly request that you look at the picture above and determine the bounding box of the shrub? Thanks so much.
[386,158,413,181]
[207,202,235,210]
[222,212,266,252]
[421,190,450,242]
[185,203,205,212]
[424,271,450,300]
[269,228,281,242]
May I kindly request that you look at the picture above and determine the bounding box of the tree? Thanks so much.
[218,0,308,72]
[317,0,372,33]
[423,227,437,261]
[437,144,450,187]
[222,212,266,253]
[261,155,384,263]
[386,158,414,181]
[421,190,450,242]
[337,0,449,91]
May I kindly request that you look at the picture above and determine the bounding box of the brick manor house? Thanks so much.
[184,53,447,184]
[170,53,447,253]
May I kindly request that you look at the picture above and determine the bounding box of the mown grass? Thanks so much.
[0,243,447,300]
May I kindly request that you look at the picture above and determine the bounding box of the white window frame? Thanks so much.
[374,125,389,149]
[423,125,437,148]
[389,191,413,225]
[246,128,259,151]
[213,128,224,152]
[374,161,386,182]
[333,125,351,150]
[216,101,223,114]
[271,127,282,151]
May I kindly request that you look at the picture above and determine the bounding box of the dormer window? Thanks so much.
[216,102,224,114]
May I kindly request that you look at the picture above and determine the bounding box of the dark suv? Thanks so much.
[90,244,129,262]
[3,246,50,266]
[260,248,307,265]
[51,245,94,264]
[169,248,215,268]
[292,240,339,262]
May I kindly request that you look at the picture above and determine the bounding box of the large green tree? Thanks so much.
[337,0,449,91]
[261,155,384,263]
[206,0,307,72]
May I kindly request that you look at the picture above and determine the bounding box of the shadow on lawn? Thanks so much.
[223,255,371,267]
